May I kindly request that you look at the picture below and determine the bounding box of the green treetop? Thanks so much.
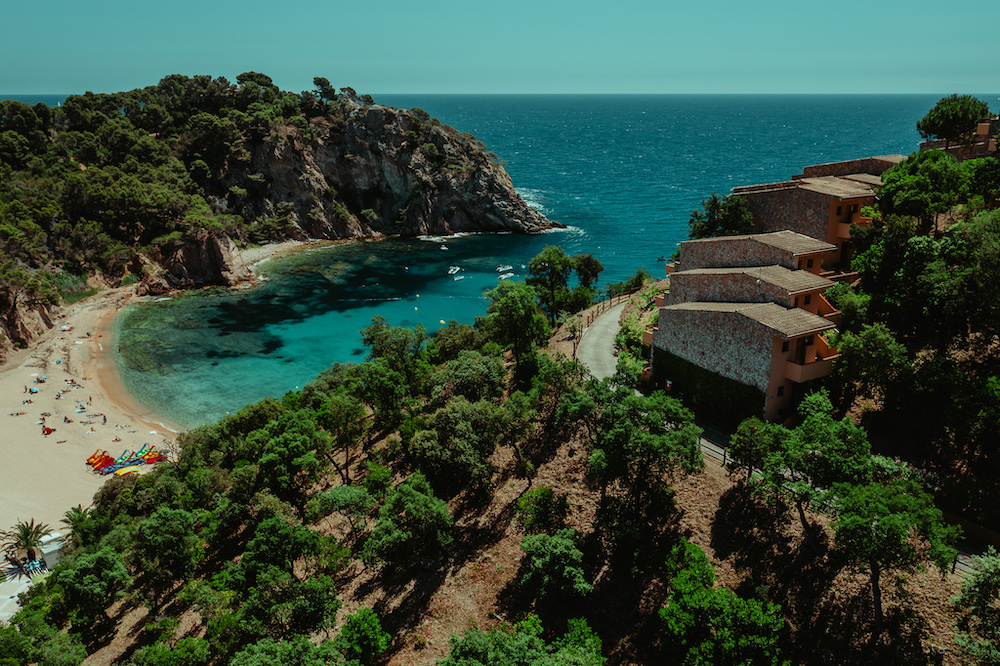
[688,192,754,239]
[917,94,991,147]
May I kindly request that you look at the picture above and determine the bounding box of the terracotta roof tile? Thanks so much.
[683,230,834,256]
[664,301,835,338]
[677,265,834,294]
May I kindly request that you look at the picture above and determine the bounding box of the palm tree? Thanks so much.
[61,505,92,549]
[4,519,52,563]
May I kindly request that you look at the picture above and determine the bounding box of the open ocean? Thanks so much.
[3,93,946,426]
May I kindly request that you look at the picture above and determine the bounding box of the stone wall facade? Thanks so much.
[665,272,793,308]
[654,308,774,392]
[797,157,900,178]
[737,186,833,242]
[680,238,795,271]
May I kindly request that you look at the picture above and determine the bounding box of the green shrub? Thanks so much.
[51,270,98,304]
[516,486,570,534]
[519,528,592,601]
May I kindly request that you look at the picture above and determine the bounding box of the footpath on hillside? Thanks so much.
[575,301,627,381]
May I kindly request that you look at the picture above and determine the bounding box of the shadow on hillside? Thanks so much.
[359,495,524,662]
[710,483,795,573]
[368,562,451,661]
[710,483,934,664]
[794,584,933,665]
[492,501,686,665]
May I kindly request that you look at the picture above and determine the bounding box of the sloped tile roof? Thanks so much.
[750,230,836,255]
[796,176,875,198]
[682,230,835,256]
[677,265,834,294]
[664,301,835,338]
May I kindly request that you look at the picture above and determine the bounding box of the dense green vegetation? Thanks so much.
[687,192,755,240]
[830,142,1000,531]
[525,245,604,324]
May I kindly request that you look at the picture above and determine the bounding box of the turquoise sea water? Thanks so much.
[99,95,943,426]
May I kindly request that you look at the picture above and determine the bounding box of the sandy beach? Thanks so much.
[0,240,310,537]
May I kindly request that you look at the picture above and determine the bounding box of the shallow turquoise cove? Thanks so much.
[115,234,570,427]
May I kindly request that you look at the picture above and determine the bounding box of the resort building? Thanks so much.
[651,231,840,424]
[730,156,905,270]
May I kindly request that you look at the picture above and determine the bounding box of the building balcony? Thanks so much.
[783,335,838,383]
[665,262,677,275]
[643,327,657,346]
[654,293,665,308]
[835,215,872,240]
[815,293,841,325]
[784,357,834,383]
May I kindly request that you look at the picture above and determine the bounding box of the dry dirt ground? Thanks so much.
[335,444,964,666]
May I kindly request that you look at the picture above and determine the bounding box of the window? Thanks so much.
[804,294,812,305]
[777,386,785,397]
[850,204,858,213]
[803,335,814,346]
[807,258,814,268]
[781,341,789,352]
[836,206,843,215]
[794,297,799,307]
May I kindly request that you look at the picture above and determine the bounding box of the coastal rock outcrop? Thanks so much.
[218,102,559,240]
[139,231,251,296]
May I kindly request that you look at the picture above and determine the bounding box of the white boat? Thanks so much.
[453,275,465,281]
[496,265,513,272]
[440,244,448,251]
[448,265,461,275]
[498,272,515,280]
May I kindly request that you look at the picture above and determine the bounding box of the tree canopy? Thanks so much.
[831,479,959,634]
[688,192,754,239]
[916,94,991,146]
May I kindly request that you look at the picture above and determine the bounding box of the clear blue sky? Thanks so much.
[2,0,997,95]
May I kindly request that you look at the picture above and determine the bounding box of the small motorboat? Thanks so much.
[453,275,465,281]
[496,265,513,272]
[448,265,461,275]
[440,244,448,251]
[498,272,515,280]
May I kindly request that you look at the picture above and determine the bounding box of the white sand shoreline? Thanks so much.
[0,239,315,535]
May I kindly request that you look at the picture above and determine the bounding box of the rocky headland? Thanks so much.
[0,78,559,355]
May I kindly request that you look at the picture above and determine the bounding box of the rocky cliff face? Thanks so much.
[139,230,251,296]
[223,102,558,240]
[0,302,54,353]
